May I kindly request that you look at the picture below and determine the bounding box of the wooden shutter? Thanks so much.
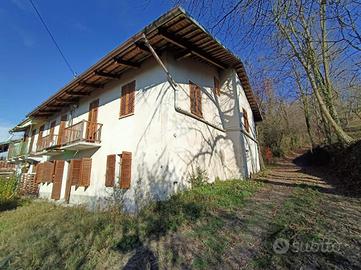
[43,161,55,183]
[86,99,99,142]
[120,152,132,189]
[243,108,250,132]
[49,121,56,141]
[57,115,67,145]
[120,80,135,117]
[69,159,82,185]
[34,163,43,183]
[189,81,202,117]
[37,125,45,149]
[80,158,92,187]
[105,154,116,187]
[214,77,221,96]
[51,160,65,200]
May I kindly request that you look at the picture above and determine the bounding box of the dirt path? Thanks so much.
[159,150,360,269]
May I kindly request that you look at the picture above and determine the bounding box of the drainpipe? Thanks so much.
[141,34,259,144]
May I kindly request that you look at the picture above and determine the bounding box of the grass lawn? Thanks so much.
[0,179,262,269]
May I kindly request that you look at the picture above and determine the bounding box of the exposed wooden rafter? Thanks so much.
[114,58,140,69]
[66,91,91,97]
[95,71,121,80]
[78,82,104,89]
[158,28,226,70]
[175,50,192,61]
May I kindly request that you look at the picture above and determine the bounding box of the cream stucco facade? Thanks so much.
[21,52,260,211]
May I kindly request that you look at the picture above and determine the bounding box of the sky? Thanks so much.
[0,0,176,141]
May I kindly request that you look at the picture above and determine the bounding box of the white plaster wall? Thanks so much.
[35,52,260,210]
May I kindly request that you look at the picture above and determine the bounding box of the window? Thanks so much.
[120,80,135,117]
[189,81,202,118]
[243,108,250,132]
[105,154,116,187]
[214,77,221,96]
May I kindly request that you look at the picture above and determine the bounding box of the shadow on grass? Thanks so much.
[0,198,21,212]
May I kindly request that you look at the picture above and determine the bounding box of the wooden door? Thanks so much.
[86,99,99,142]
[57,115,67,145]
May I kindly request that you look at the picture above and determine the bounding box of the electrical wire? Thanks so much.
[28,0,78,78]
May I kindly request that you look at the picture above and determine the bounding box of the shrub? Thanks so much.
[0,175,19,211]
[188,167,209,188]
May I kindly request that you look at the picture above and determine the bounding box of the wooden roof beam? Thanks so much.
[78,82,104,89]
[114,58,140,69]
[158,29,226,69]
[175,50,192,61]
[66,91,91,97]
[95,71,121,80]
[55,98,78,104]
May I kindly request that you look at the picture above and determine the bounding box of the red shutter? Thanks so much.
[51,160,65,200]
[105,154,116,187]
[80,158,92,187]
[120,152,132,189]
[70,159,82,185]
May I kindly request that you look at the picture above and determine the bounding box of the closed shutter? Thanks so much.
[37,125,45,149]
[80,158,92,187]
[70,159,82,185]
[214,77,221,96]
[43,161,55,183]
[189,81,202,117]
[120,80,135,117]
[120,151,132,189]
[243,108,250,132]
[51,160,65,200]
[34,163,43,183]
[105,154,116,187]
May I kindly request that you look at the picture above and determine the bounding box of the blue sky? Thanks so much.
[0,0,175,140]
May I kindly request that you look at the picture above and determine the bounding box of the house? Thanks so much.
[8,7,262,210]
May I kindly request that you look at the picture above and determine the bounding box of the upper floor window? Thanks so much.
[189,81,203,118]
[214,77,221,96]
[243,108,250,132]
[120,80,135,117]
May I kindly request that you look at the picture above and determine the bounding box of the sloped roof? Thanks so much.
[26,7,262,122]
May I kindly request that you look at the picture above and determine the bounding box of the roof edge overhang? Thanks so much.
[22,6,262,123]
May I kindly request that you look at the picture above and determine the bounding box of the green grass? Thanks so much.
[0,179,262,269]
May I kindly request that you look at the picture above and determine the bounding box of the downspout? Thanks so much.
[141,34,259,144]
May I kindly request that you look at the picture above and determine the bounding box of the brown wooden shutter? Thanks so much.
[120,151,132,189]
[86,99,99,142]
[49,121,56,141]
[214,77,221,96]
[243,108,250,132]
[51,160,65,200]
[43,161,55,183]
[57,115,67,145]
[34,163,43,183]
[189,81,202,118]
[120,80,135,117]
[69,159,82,185]
[37,125,45,149]
[105,154,116,187]
[80,158,92,187]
